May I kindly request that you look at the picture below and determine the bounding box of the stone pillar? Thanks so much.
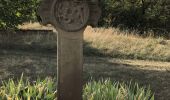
[57,29,84,100]
[38,0,101,100]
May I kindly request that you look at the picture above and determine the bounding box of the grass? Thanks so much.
[84,26,170,61]
[83,80,154,100]
[17,22,170,62]
[0,22,169,99]
[0,76,154,100]
[0,75,57,100]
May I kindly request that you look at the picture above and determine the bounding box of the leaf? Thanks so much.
[16,12,21,17]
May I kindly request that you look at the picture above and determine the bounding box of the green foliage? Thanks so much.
[0,0,40,29]
[0,76,154,100]
[83,80,154,100]
[99,0,170,33]
[0,0,169,34]
[0,75,56,100]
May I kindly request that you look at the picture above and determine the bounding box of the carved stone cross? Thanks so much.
[38,0,101,100]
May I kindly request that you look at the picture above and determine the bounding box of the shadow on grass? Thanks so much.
[83,57,170,100]
[83,41,104,57]
[0,51,57,83]
[83,41,123,58]
[0,39,169,99]
[83,41,170,62]
[0,50,170,99]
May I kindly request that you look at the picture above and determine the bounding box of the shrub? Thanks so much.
[0,0,40,29]
[99,0,170,33]
[83,80,154,100]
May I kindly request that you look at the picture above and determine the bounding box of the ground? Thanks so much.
[84,57,170,100]
[0,24,170,99]
[0,49,170,100]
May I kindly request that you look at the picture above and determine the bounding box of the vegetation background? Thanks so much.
[0,0,169,36]
[0,0,170,99]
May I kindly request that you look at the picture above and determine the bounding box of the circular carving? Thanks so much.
[54,0,89,31]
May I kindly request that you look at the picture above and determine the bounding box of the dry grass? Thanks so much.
[18,22,54,30]
[19,22,170,61]
[0,22,169,99]
[84,26,170,61]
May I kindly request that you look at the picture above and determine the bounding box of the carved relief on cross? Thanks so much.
[38,0,101,32]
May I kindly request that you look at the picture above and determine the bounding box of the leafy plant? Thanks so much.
[0,0,40,29]
[99,0,170,33]
[83,79,154,100]
[0,76,154,100]
[0,75,57,100]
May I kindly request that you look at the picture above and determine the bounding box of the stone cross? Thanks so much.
[38,0,101,100]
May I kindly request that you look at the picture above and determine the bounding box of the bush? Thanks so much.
[99,0,170,34]
[0,0,169,35]
[0,76,154,100]
[0,0,40,29]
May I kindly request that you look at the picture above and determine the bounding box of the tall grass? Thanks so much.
[84,26,170,61]
[0,75,57,100]
[83,80,154,100]
[19,23,170,61]
[0,76,154,100]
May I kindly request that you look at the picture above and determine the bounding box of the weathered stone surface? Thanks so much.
[57,29,84,100]
[53,0,90,31]
[38,0,101,100]
[38,0,101,32]
[87,0,101,26]
[38,0,54,25]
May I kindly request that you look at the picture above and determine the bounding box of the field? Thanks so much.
[19,23,170,61]
[0,23,170,99]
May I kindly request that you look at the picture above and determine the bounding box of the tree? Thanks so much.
[0,0,39,29]
[99,0,170,34]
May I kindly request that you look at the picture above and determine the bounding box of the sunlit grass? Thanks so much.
[18,22,170,61]
[84,26,170,61]
[83,79,154,100]
[0,76,154,100]
[0,75,57,100]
